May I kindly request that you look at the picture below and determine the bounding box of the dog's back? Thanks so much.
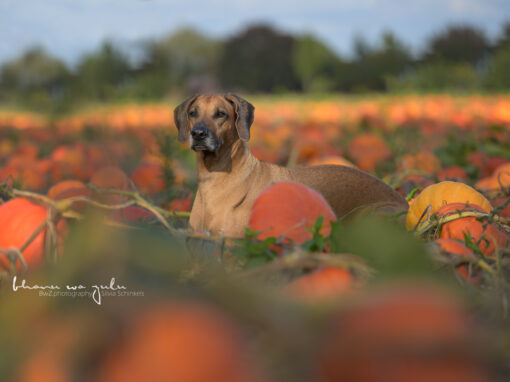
[265,162,408,219]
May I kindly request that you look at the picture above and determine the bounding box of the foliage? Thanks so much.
[424,25,490,65]
[219,25,300,92]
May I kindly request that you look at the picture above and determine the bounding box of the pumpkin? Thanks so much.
[53,186,92,212]
[168,194,192,212]
[309,156,356,168]
[435,239,481,285]
[437,166,468,182]
[347,133,392,173]
[110,206,155,223]
[474,162,510,192]
[436,203,508,257]
[130,163,166,195]
[285,267,353,301]
[98,302,265,382]
[90,166,130,204]
[249,181,336,244]
[90,166,130,190]
[47,180,86,199]
[492,196,510,218]
[0,160,46,191]
[316,285,487,382]
[398,151,442,175]
[406,181,492,230]
[0,198,65,271]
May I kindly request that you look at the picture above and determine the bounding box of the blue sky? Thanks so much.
[0,0,509,65]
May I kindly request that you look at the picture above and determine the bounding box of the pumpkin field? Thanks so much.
[1,94,510,381]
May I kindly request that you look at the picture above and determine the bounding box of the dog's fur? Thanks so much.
[174,93,408,238]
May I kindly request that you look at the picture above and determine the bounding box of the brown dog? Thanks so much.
[174,93,408,238]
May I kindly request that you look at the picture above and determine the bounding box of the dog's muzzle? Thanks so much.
[190,123,221,152]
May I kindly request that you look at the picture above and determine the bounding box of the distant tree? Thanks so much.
[338,31,412,91]
[387,61,480,92]
[73,41,131,100]
[424,25,489,65]
[292,34,343,92]
[0,46,69,94]
[219,25,300,92]
[494,22,510,50]
[137,28,221,95]
[485,47,510,90]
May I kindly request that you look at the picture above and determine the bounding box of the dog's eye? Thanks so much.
[214,110,227,119]
[189,110,197,118]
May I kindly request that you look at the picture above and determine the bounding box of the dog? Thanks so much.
[174,93,408,238]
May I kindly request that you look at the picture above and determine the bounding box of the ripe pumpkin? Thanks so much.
[168,194,192,212]
[437,166,468,182]
[98,302,265,382]
[398,151,442,175]
[436,203,508,257]
[309,156,356,168]
[47,180,86,199]
[492,196,510,218]
[90,166,130,190]
[0,198,65,271]
[285,267,353,301]
[316,285,487,382]
[249,181,336,243]
[110,206,155,223]
[435,239,481,285]
[130,163,166,195]
[475,162,510,192]
[406,181,492,230]
[90,166,130,204]
[0,161,46,191]
[347,133,392,173]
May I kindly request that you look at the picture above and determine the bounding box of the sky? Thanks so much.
[0,0,509,65]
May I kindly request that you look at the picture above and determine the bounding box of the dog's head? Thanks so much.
[173,93,254,152]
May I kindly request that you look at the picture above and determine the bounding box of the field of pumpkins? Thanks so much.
[0,94,509,381]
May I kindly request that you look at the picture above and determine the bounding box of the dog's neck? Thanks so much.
[195,139,256,183]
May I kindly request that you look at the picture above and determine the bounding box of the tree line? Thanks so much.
[1,23,510,111]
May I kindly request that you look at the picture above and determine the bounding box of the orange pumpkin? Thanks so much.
[398,151,442,175]
[436,203,508,257]
[435,239,481,285]
[0,161,46,191]
[492,196,510,218]
[347,133,392,173]
[406,181,492,230]
[0,198,65,271]
[98,302,265,382]
[285,267,353,301]
[110,206,155,223]
[130,163,166,195]
[47,180,86,199]
[249,181,336,244]
[437,166,468,182]
[168,194,192,212]
[90,166,130,204]
[316,285,487,382]
[308,156,356,168]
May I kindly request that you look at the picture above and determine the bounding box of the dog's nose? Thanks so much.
[191,126,208,140]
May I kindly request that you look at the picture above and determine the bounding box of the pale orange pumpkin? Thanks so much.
[406,181,492,230]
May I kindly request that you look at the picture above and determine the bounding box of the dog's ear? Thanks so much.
[173,95,198,143]
[225,93,255,142]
